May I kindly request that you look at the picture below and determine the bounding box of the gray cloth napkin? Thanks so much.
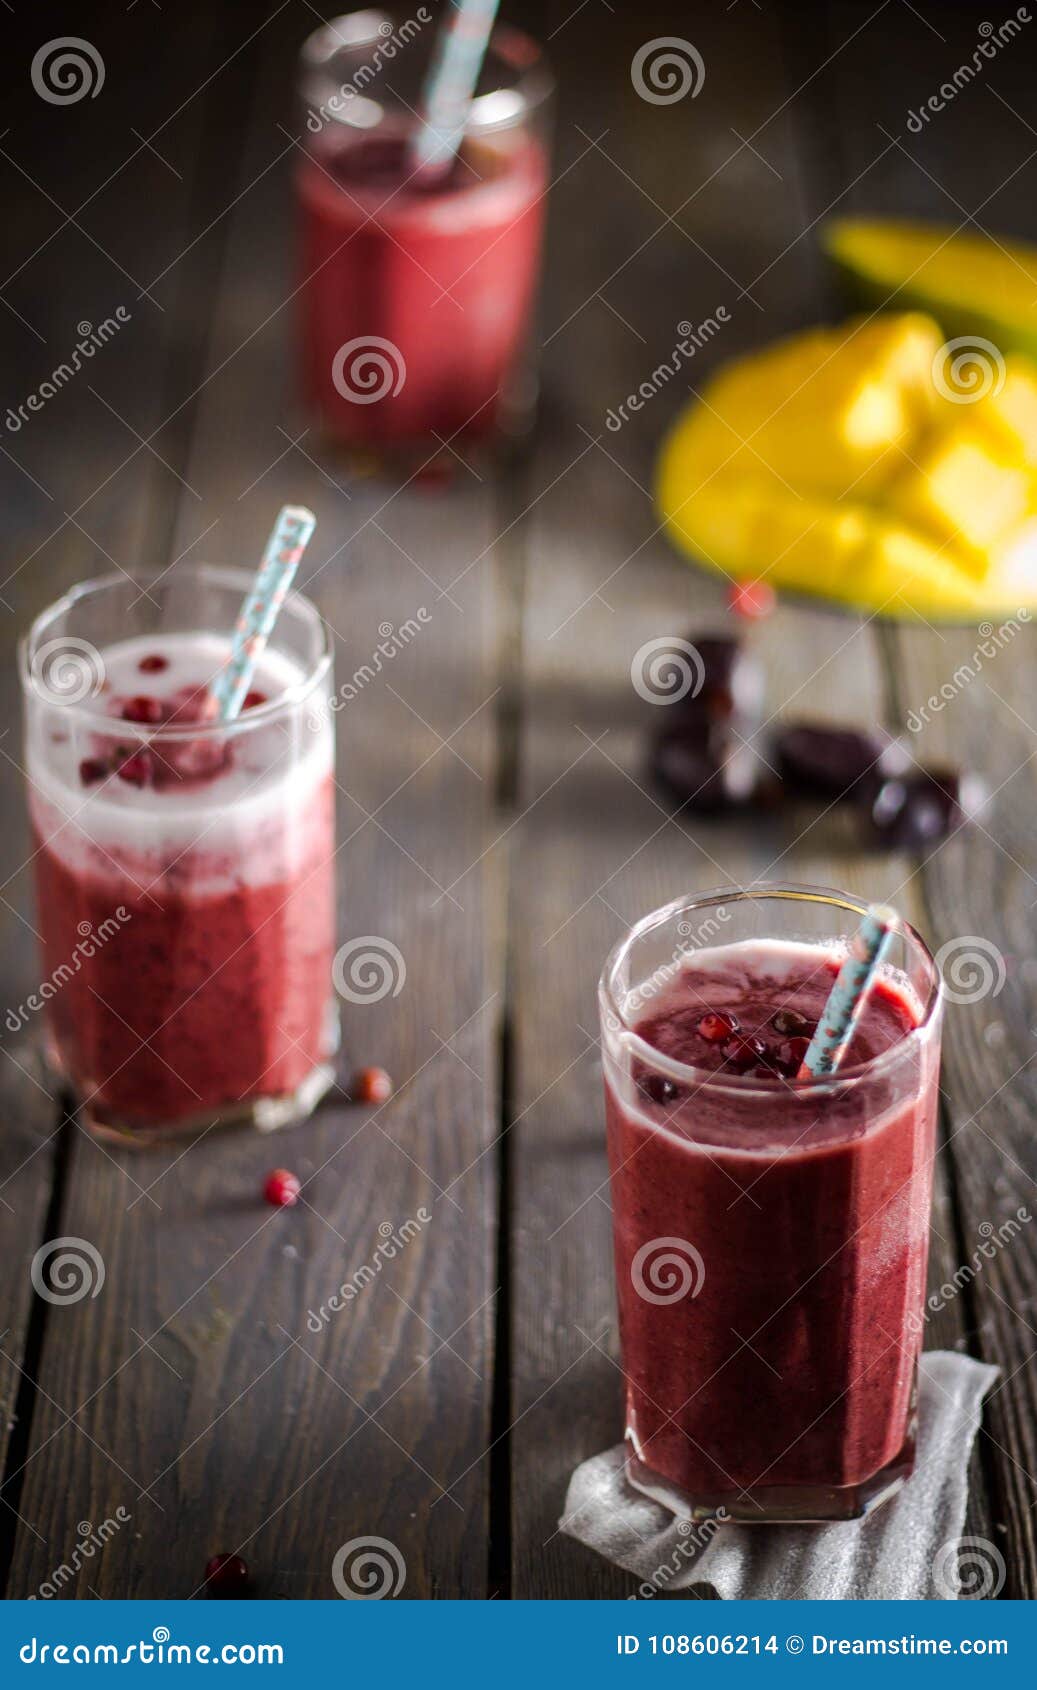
[561,1351,999,1599]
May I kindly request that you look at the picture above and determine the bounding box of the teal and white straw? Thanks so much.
[210,505,317,722]
[798,903,898,1079]
[410,0,501,182]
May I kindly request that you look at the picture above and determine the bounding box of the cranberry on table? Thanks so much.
[204,1554,250,1596]
[137,653,169,674]
[728,579,776,621]
[351,1066,393,1105]
[263,1168,300,1208]
[243,690,268,710]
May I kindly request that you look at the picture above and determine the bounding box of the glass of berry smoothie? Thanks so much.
[296,10,552,456]
[599,884,942,1523]
[20,566,337,1146]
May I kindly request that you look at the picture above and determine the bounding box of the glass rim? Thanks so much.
[599,881,942,1095]
[299,11,554,133]
[18,564,333,743]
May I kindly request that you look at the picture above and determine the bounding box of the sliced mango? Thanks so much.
[656,467,869,598]
[856,526,998,619]
[824,217,1037,364]
[655,307,1037,620]
[887,432,1033,569]
[966,357,1037,467]
[695,313,941,499]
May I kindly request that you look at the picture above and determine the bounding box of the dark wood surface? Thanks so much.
[0,0,1034,1599]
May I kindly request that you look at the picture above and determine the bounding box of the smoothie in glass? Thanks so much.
[21,568,337,1144]
[296,13,552,452]
[599,887,942,1522]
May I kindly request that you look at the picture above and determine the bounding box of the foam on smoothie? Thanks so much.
[615,937,926,1150]
[27,632,333,893]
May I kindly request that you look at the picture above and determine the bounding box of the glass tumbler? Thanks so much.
[20,565,338,1146]
[599,883,942,1523]
[296,8,554,455]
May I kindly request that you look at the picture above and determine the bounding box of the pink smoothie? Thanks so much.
[297,125,547,447]
[28,634,336,1136]
[605,940,937,1509]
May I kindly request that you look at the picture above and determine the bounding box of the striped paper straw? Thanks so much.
[209,505,317,722]
[797,903,899,1079]
[409,0,501,182]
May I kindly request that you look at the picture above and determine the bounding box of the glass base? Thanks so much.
[46,1004,341,1148]
[76,1059,338,1148]
[308,371,539,482]
[625,1430,916,1525]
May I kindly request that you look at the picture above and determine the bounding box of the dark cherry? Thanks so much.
[120,695,166,725]
[672,634,764,723]
[243,689,268,711]
[650,721,759,813]
[116,750,152,787]
[138,653,169,674]
[869,767,986,851]
[78,757,108,787]
[697,1011,738,1044]
[771,1008,810,1037]
[637,1072,682,1107]
[722,1033,767,1072]
[772,721,883,802]
[204,1554,250,1596]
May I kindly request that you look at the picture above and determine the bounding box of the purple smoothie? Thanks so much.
[604,939,939,1516]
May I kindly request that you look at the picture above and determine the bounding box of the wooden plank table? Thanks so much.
[0,0,1034,1599]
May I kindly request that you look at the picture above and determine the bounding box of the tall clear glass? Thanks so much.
[599,884,943,1523]
[19,566,337,1146]
[296,9,554,456]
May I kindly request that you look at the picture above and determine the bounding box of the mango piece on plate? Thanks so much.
[964,357,1037,467]
[657,468,869,597]
[824,217,1037,364]
[656,308,1037,618]
[856,525,993,618]
[887,432,1033,570]
[700,313,941,499]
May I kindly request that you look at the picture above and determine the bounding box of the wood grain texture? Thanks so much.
[819,0,1037,1597]
[5,4,501,1600]
[0,0,244,1583]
